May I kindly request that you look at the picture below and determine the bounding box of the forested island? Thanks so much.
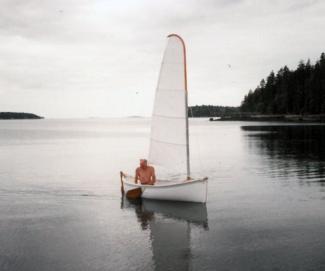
[188,105,239,117]
[0,112,43,120]
[241,53,325,115]
[210,52,325,122]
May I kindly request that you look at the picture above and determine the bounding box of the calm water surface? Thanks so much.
[0,119,325,271]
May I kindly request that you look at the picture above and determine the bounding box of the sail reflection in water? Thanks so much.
[121,198,208,271]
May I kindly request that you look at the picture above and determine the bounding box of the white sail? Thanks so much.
[148,34,190,179]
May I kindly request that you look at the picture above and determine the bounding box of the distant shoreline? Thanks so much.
[210,114,325,123]
[0,112,43,120]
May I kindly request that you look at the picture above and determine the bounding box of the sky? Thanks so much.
[1,0,325,118]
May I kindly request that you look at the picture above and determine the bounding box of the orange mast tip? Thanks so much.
[166,33,187,92]
[167,33,184,41]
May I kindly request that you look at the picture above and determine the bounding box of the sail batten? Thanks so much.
[150,138,187,146]
[148,34,190,179]
[152,114,185,120]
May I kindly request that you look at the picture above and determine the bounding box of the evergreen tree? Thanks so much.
[241,53,325,115]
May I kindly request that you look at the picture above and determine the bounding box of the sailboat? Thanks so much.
[120,34,208,203]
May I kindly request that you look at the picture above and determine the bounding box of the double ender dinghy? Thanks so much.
[120,34,208,203]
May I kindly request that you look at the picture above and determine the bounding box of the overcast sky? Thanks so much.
[1,0,325,118]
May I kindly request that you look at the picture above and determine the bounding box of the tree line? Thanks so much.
[188,105,239,117]
[0,112,43,119]
[241,53,325,114]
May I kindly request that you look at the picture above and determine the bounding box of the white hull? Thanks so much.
[122,175,208,203]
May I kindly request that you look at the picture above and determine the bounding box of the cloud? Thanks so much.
[1,0,325,117]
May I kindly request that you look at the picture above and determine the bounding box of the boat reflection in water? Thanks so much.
[121,197,208,270]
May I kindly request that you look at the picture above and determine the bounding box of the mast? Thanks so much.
[167,34,190,179]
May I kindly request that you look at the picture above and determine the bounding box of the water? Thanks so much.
[1,119,325,271]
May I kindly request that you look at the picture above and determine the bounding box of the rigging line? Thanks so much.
[150,137,186,146]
